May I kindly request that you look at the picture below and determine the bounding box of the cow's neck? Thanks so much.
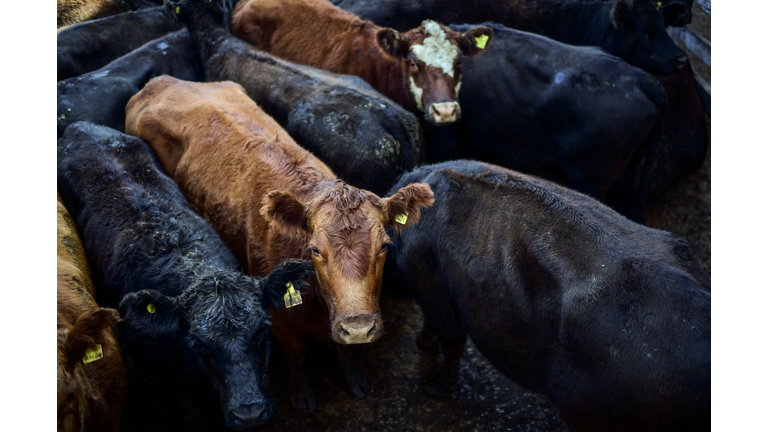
[183,11,230,70]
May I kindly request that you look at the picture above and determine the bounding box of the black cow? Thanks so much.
[331,0,686,75]
[166,0,424,196]
[57,122,314,430]
[386,160,711,432]
[426,23,667,222]
[57,29,203,139]
[57,6,182,80]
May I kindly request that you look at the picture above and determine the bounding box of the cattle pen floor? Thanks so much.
[119,10,712,432]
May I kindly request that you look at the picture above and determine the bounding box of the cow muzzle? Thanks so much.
[428,101,461,124]
[334,313,383,344]
[228,399,272,429]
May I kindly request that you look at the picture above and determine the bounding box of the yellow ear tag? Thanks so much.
[656,1,662,9]
[394,210,409,225]
[175,6,181,14]
[283,282,303,308]
[147,303,156,314]
[83,344,103,364]
[474,34,489,50]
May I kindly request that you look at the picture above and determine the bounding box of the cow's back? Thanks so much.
[233,0,365,74]
[389,160,710,431]
[125,76,334,274]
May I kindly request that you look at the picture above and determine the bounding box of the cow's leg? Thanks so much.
[285,347,316,414]
[268,315,316,414]
[336,345,372,398]
[416,300,467,397]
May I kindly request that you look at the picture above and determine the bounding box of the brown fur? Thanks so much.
[57,0,142,28]
[125,76,434,348]
[57,193,126,432]
[231,0,491,119]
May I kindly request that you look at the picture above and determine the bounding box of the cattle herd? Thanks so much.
[56,0,711,431]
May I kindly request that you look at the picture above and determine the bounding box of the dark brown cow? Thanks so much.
[125,75,434,411]
[57,192,126,432]
[229,0,492,125]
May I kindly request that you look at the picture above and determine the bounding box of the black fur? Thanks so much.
[57,6,182,81]
[425,22,668,222]
[386,160,710,432]
[58,29,204,139]
[163,0,425,196]
[331,0,687,75]
[57,122,314,430]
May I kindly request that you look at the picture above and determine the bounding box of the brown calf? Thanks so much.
[57,192,126,432]
[125,75,433,408]
[231,0,492,125]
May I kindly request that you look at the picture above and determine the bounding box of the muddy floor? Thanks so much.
[118,10,712,432]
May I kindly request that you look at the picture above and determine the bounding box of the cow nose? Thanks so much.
[429,102,460,124]
[337,314,382,344]
[230,401,271,428]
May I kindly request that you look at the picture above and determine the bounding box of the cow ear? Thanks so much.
[376,28,409,59]
[383,183,435,233]
[260,190,309,237]
[65,308,121,363]
[257,259,315,309]
[458,26,493,57]
[611,0,632,31]
[119,290,182,338]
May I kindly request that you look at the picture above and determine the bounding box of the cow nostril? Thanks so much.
[367,323,377,338]
[340,327,351,338]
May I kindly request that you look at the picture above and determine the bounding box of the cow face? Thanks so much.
[377,21,492,125]
[262,181,434,344]
[609,0,687,74]
[118,260,312,430]
[57,309,122,432]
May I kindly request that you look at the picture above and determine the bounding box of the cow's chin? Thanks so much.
[330,312,384,345]
[424,101,462,125]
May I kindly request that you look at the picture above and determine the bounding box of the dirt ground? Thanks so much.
[118,9,711,432]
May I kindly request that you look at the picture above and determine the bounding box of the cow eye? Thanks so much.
[311,246,320,256]
[380,242,392,254]
[409,59,417,70]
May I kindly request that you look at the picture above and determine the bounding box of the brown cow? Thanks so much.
[125,75,434,412]
[57,192,126,432]
[57,0,155,28]
[230,0,492,125]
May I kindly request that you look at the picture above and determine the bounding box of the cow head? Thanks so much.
[118,259,313,430]
[57,308,122,432]
[262,181,434,344]
[376,21,492,125]
[608,0,687,74]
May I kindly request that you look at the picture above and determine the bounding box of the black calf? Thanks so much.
[57,122,313,430]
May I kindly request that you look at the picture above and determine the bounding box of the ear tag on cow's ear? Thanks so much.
[656,1,662,9]
[284,282,303,308]
[394,210,409,225]
[147,303,156,314]
[475,34,489,50]
[83,344,103,364]
[175,6,181,14]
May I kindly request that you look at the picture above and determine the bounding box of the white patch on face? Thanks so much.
[454,81,462,98]
[409,76,424,112]
[409,20,460,78]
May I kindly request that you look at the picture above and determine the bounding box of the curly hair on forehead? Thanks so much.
[314,181,381,231]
